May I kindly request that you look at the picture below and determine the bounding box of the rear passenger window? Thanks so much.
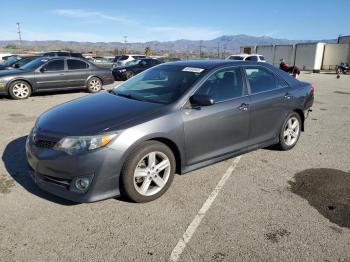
[67,59,88,70]
[196,67,244,103]
[245,67,278,94]
[246,56,258,61]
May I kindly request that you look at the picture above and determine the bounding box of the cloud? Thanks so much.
[147,26,223,41]
[53,9,135,24]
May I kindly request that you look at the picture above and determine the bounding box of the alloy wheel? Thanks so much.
[133,151,171,196]
[283,116,300,146]
[89,78,102,92]
[12,83,30,98]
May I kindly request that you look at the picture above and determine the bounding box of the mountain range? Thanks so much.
[0,34,336,55]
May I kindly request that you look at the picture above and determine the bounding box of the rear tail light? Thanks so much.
[310,85,315,96]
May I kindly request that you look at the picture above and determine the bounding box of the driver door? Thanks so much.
[182,66,250,165]
[35,59,67,90]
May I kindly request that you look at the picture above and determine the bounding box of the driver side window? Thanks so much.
[196,67,244,103]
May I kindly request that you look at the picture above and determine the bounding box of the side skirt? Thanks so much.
[181,137,279,174]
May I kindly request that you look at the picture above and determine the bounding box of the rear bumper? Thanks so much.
[26,136,123,203]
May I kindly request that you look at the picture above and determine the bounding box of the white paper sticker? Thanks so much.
[182,67,204,73]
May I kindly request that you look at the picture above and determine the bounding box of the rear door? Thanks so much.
[243,66,290,145]
[65,59,90,87]
[34,59,66,89]
[183,66,250,165]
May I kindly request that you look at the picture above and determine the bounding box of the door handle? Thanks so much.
[59,73,65,76]
[238,103,249,111]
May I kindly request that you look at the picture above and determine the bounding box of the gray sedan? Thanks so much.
[0,57,114,99]
[26,60,314,203]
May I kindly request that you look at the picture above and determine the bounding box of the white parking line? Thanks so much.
[169,156,241,262]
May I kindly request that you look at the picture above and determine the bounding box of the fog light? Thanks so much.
[74,177,91,192]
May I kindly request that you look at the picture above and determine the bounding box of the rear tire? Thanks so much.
[277,112,301,151]
[9,80,32,100]
[120,141,176,203]
[87,77,102,93]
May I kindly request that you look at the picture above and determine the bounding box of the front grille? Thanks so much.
[34,139,57,148]
[33,134,60,149]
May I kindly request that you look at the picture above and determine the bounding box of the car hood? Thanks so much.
[0,68,26,77]
[36,91,163,136]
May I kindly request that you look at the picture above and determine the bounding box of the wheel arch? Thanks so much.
[293,109,305,131]
[86,75,103,86]
[119,135,183,176]
[6,78,34,93]
[149,137,182,175]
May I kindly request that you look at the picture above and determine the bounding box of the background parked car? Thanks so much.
[115,54,147,66]
[226,54,266,62]
[0,57,114,99]
[112,58,162,80]
[88,56,115,68]
[42,51,85,59]
[0,56,40,70]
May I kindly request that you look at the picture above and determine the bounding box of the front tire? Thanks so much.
[120,141,176,203]
[277,112,301,150]
[87,77,102,93]
[9,81,32,100]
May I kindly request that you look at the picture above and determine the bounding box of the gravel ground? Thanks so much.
[0,73,349,262]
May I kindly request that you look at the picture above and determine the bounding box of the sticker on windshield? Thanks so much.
[182,67,204,73]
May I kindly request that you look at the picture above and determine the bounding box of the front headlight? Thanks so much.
[54,134,117,155]
[118,69,126,73]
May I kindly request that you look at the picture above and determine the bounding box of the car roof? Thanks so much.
[164,59,263,70]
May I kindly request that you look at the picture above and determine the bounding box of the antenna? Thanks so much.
[16,22,22,47]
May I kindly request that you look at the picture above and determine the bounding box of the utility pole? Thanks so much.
[217,42,220,58]
[16,22,22,48]
[199,40,203,58]
[123,35,128,54]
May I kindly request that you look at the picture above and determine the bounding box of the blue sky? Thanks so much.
[1,0,349,42]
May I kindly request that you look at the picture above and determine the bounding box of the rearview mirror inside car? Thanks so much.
[190,94,214,107]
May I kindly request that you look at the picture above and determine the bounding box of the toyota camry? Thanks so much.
[26,60,314,203]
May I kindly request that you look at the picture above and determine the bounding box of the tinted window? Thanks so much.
[245,67,277,94]
[67,59,88,70]
[119,55,129,61]
[71,53,83,58]
[259,56,265,61]
[196,67,244,102]
[228,56,244,60]
[57,52,69,57]
[245,56,258,61]
[43,60,64,71]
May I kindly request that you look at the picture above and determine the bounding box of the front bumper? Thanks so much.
[26,136,123,203]
[112,71,127,81]
[0,82,7,95]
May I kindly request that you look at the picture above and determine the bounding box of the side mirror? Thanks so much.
[13,63,20,68]
[138,61,144,67]
[40,67,47,73]
[190,94,214,107]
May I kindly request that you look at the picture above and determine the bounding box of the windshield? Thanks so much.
[20,58,49,71]
[113,64,206,104]
[0,56,20,66]
[126,59,141,66]
[17,57,36,67]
